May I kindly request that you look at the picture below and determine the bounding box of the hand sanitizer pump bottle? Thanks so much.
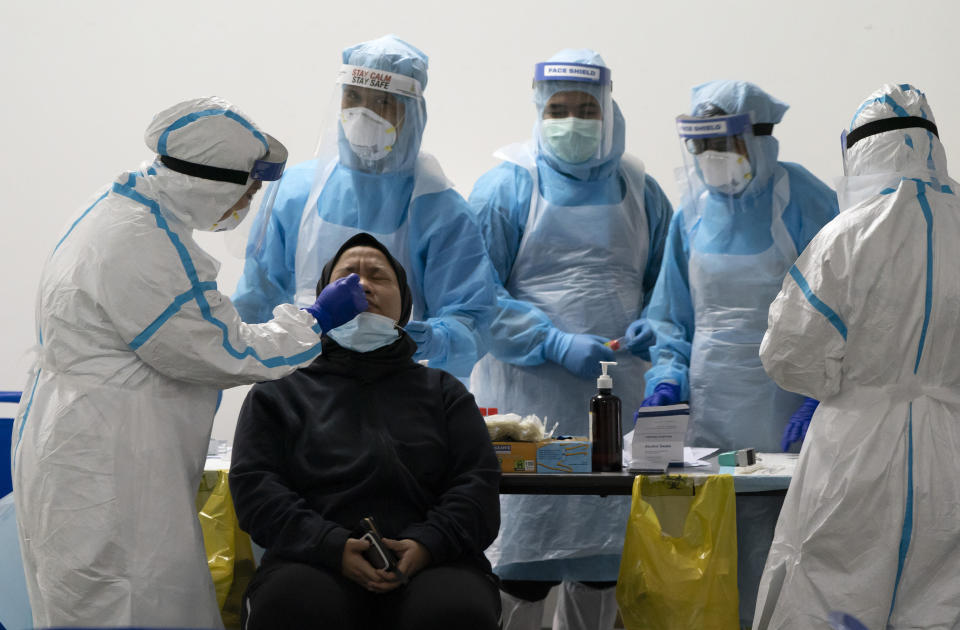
[590,361,622,472]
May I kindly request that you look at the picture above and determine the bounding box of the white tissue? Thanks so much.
[484,413,556,442]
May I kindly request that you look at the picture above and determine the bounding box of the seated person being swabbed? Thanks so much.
[230,232,502,630]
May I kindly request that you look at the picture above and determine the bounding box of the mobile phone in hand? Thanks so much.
[357,517,404,580]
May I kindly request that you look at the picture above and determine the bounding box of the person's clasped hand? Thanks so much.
[639,382,682,408]
[624,318,656,361]
[781,397,819,452]
[305,273,368,333]
[341,537,403,594]
[383,538,431,582]
[544,329,615,380]
[340,537,431,594]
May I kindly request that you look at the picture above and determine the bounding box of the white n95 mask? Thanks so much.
[327,311,400,352]
[696,150,753,195]
[341,107,397,162]
[541,117,602,164]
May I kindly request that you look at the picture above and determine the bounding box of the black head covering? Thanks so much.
[317,232,414,326]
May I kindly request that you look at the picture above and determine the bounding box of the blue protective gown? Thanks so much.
[643,80,839,624]
[232,158,496,378]
[469,106,672,580]
[644,83,839,451]
[232,35,496,377]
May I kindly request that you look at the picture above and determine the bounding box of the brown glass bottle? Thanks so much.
[590,360,622,471]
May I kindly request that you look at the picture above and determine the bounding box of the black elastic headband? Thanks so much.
[752,123,774,136]
[846,116,939,149]
[159,155,249,185]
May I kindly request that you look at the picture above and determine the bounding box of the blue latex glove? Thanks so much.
[624,318,656,361]
[543,329,615,380]
[405,320,443,360]
[781,397,819,452]
[304,273,368,333]
[639,382,682,407]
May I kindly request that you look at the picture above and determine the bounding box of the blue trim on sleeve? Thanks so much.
[111,182,322,367]
[911,180,934,373]
[129,282,218,350]
[888,409,914,623]
[12,368,41,473]
[52,190,111,255]
[788,266,847,340]
[156,109,268,156]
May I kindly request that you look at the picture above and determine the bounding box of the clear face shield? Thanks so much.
[220,134,289,257]
[675,113,757,219]
[312,64,425,172]
[234,66,426,258]
[533,62,613,165]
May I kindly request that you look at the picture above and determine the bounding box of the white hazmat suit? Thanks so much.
[754,84,960,629]
[12,97,348,628]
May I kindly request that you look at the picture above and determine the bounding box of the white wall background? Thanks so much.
[2,0,958,440]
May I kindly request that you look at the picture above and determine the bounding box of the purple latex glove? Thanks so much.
[624,318,656,361]
[304,273,368,333]
[781,397,819,452]
[639,382,682,408]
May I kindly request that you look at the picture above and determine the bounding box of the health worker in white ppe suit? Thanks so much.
[232,34,497,378]
[754,84,960,629]
[469,49,673,630]
[640,80,839,625]
[12,97,367,629]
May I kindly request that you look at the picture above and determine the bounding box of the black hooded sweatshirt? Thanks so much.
[229,333,501,574]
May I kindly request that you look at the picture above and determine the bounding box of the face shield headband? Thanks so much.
[533,61,611,86]
[336,64,423,99]
[159,133,289,184]
[677,113,773,155]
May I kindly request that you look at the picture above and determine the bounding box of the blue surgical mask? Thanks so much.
[327,312,400,352]
[541,117,603,164]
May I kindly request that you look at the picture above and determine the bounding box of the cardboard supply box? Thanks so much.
[493,438,591,474]
[493,441,540,473]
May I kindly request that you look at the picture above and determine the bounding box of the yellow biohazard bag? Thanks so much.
[616,474,739,630]
[197,470,256,630]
